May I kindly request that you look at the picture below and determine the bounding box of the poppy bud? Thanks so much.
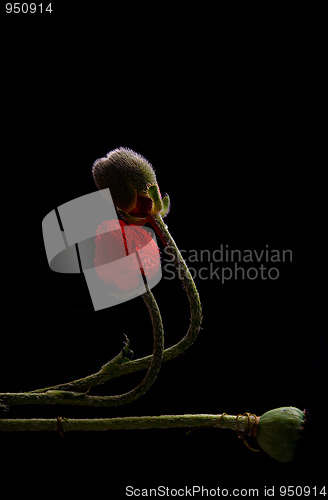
[92,147,170,224]
[255,406,308,462]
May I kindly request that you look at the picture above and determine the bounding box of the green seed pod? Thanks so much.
[256,407,308,462]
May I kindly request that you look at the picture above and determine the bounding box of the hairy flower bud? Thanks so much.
[255,406,308,462]
[92,147,170,224]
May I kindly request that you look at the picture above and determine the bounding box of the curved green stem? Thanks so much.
[0,285,164,409]
[148,215,202,361]
[21,215,202,396]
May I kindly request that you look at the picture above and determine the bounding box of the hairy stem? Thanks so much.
[0,413,258,433]
[148,215,202,361]
[0,285,164,408]
[21,215,202,396]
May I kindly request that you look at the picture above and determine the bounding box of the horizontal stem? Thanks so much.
[0,414,255,433]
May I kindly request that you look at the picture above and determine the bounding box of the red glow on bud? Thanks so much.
[129,195,153,217]
[94,220,160,291]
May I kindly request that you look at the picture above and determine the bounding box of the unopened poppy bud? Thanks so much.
[92,147,170,223]
[255,406,308,462]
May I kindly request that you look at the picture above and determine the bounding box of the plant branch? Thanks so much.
[0,413,256,433]
[0,284,164,408]
[148,215,202,361]
[22,215,202,396]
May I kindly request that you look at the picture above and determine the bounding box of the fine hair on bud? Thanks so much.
[92,147,158,213]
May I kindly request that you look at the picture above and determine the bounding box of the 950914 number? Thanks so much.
[5,3,52,13]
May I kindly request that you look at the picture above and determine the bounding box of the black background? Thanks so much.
[1,6,326,499]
